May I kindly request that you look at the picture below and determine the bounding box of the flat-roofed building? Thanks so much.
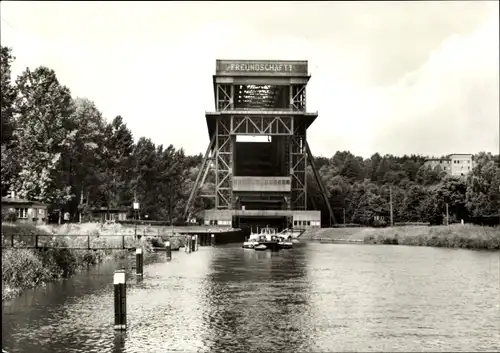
[424,153,474,176]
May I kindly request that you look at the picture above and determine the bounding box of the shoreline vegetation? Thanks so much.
[304,224,500,250]
[1,222,187,301]
[3,222,499,302]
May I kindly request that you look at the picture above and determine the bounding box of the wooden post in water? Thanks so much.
[113,270,127,330]
[446,203,449,226]
[186,236,191,253]
[87,235,90,250]
[165,241,171,261]
[135,248,143,276]
[211,234,215,246]
[195,234,199,251]
[35,234,38,249]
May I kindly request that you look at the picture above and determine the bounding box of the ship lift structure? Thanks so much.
[183,60,335,231]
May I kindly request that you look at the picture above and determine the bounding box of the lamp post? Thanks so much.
[133,200,140,239]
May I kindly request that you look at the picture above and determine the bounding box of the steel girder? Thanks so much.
[306,142,336,225]
[291,85,306,111]
[215,117,233,209]
[230,115,293,135]
[217,84,234,111]
[289,122,307,210]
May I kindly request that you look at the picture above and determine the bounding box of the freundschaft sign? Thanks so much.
[216,60,308,76]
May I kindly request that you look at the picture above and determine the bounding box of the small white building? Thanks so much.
[1,193,49,225]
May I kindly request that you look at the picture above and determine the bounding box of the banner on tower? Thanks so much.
[216,60,308,76]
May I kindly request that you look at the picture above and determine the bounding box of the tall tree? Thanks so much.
[1,46,20,195]
[70,98,107,218]
[13,66,76,216]
[99,116,135,212]
[1,46,17,147]
[466,153,500,217]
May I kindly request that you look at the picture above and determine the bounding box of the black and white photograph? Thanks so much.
[1,1,499,352]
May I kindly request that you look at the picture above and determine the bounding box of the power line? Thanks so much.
[0,16,18,46]
[0,16,15,30]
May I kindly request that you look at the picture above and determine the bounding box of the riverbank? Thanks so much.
[303,224,499,250]
[1,222,152,301]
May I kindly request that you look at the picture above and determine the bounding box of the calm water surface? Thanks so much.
[2,243,500,352]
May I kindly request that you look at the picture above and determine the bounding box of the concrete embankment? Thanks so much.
[302,224,499,250]
[1,222,241,301]
[1,223,149,301]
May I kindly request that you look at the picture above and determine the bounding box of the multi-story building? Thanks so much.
[424,153,474,177]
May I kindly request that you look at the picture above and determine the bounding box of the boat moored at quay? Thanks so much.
[242,227,296,251]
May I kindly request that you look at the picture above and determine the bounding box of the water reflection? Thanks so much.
[202,245,311,352]
[2,244,499,352]
[113,332,126,353]
[304,243,500,352]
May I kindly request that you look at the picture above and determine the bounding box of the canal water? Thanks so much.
[2,243,500,352]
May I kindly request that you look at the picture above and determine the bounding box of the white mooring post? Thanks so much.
[113,270,127,330]
[211,233,215,246]
[165,241,171,260]
[191,236,196,252]
[195,234,199,251]
[136,248,143,276]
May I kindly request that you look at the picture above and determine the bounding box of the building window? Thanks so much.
[16,208,28,219]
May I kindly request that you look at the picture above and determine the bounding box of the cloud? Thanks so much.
[1,1,498,158]
[371,13,499,157]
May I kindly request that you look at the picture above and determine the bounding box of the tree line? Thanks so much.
[308,151,499,226]
[1,46,499,225]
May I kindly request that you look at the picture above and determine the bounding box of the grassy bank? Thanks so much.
[1,222,151,301]
[304,224,500,250]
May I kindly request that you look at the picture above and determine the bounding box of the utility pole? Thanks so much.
[389,185,394,227]
[134,190,138,220]
[170,177,174,235]
[134,190,138,239]
[79,189,83,223]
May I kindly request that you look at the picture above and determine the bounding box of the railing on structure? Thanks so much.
[1,234,140,250]
[278,228,306,238]
[0,233,211,250]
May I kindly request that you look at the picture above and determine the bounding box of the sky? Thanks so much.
[1,1,498,158]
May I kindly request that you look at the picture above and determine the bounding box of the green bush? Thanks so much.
[2,249,52,300]
[362,225,499,250]
[4,210,17,222]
